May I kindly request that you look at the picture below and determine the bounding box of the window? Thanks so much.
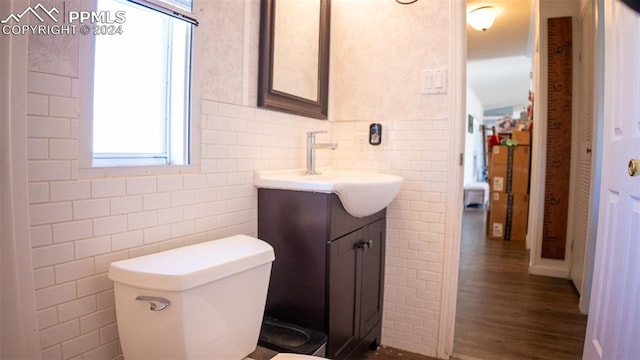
[87,0,197,168]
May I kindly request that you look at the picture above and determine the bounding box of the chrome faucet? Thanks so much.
[306,131,338,175]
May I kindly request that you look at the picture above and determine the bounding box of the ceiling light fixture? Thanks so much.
[467,6,497,32]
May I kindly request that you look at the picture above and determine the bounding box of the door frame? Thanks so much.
[437,0,466,357]
[441,0,604,355]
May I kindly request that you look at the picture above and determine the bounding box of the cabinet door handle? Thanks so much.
[356,240,373,250]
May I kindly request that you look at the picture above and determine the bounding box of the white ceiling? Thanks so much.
[466,0,533,114]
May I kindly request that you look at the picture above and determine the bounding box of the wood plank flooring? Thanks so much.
[361,345,438,360]
[454,211,587,360]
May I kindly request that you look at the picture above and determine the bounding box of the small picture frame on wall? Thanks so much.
[468,115,474,133]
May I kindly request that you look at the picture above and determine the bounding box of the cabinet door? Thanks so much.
[359,219,385,341]
[328,230,360,359]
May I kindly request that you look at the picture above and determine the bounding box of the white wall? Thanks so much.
[17,0,455,358]
[464,86,485,185]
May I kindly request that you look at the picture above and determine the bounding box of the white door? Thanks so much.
[583,0,640,358]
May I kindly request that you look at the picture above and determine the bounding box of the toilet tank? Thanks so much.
[108,235,275,360]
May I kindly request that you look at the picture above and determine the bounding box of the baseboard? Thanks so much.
[528,264,570,278]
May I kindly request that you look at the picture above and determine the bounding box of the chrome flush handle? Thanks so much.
[135,296,171,311]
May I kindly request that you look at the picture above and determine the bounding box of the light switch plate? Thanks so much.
[421,68,448,94]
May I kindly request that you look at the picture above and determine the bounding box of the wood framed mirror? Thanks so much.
[258,0,330,120]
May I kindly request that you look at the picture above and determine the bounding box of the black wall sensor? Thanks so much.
[369,123,382,145]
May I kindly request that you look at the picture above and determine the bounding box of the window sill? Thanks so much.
[79,163,198,179]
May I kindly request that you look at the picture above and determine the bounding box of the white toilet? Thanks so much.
[108,234,325,360]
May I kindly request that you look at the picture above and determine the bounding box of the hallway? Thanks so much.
[453,211,588,359]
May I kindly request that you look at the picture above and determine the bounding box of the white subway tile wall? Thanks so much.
[26,89,449,359]
[26,70,331,358]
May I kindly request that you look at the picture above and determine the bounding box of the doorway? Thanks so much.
[453,0,597,358]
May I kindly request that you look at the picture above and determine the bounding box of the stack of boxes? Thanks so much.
[488,130,531,241]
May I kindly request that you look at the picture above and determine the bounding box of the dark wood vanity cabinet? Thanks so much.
[258,189,386,359]
[328,217,385,358]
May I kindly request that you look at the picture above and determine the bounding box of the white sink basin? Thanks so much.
[254,169,403,218]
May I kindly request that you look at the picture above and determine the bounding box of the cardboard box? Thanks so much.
[489,145,530,194]
[489,192,529,241]
[511,130,531,145]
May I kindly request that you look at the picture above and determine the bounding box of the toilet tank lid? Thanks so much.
[108,235,275,291]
